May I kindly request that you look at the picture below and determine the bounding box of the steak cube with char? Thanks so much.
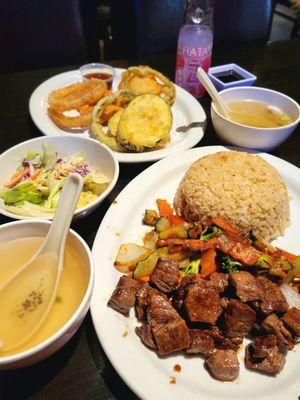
[208,272,228,294]
[184,283,222,324]
[147,290,190,355]
[262,313,294,350]
[150,257,181,293]
[186,329,215,356]
[245,335,285,375]
[135,323,157,349]
[202,326,241,351]
[257,276,288,315]
[107,276,142,314]
[135,283,151,321]
[205,349,240,381]
[229,271,263,302]
[223,299,256,339]
[282,307,300,336]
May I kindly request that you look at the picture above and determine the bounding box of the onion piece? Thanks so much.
[281,283,300,309]
[114,243,152,273]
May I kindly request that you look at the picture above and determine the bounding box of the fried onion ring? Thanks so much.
[48,107,92,128]
[118,66,176,105]
[48,79,107,112]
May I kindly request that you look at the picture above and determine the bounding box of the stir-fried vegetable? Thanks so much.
[219,255,242,274]
[113,200,299,282]
[180,259,201,276]
[114,243,151,273]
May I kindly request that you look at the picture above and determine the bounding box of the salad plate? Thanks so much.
[91,145,300,400]
[29,68,206,163]
[0,136,119,220]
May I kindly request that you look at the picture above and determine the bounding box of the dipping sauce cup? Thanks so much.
[79,63,115,90]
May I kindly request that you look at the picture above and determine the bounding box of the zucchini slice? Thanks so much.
[143,209,159,226]
[117,94,172,152]
[155,216,171,233]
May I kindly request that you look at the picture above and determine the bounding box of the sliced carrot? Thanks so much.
[156,199,174,218]
[138,275,150,283]
[275,247,297,263]
[169,214,186,226]
[30,169,42,180]
[4,168,30,188]
[211,216,240,235]
[201,248,217,278]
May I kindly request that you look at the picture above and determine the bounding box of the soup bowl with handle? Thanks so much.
[211,86,300,151]
[0,219,94,369]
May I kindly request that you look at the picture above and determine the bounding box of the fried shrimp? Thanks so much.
[118,66,176,105]
[48,79,107,112]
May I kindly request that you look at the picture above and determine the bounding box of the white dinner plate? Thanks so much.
[29,68,206,163]
[91,145,300,400]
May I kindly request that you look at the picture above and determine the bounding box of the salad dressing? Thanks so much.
[0,237,89,357]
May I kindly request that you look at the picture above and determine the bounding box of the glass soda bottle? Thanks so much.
[175,0,213,98]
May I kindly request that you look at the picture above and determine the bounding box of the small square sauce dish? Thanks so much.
[208,63,257,91]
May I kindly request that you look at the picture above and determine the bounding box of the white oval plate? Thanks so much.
[29,68,206,163]
[91,145,300,400]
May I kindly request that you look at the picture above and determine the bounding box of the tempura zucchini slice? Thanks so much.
[107,108,124,137]
[117,94,172,152]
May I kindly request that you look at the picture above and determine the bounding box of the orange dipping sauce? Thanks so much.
[84,72,113,89]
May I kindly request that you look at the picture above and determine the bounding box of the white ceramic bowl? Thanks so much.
[0,219,94,369]
[0,136,119,220]
[211,86,300,150]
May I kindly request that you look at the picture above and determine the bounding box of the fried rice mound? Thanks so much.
[174,151,290,241]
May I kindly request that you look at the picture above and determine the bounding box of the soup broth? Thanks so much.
[227,99,293,128]
[0,237,89,357]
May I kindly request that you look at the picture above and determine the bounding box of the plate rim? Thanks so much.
[29,69,206,163]
[90,145,300,400]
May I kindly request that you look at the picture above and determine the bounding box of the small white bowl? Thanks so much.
[211,86,300,150]
[0,136,119,220]
[0,219,94,369]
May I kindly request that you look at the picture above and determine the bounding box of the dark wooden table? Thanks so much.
[0,38,300,400]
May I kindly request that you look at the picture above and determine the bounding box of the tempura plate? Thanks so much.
[29,69,206,163]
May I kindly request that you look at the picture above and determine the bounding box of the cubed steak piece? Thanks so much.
[184,283,222,324]
[223,300,256,339]
[186,329,215,356]
[202,326,241,351]
[107,276,142,314]
[282,307,300,336]
[147,290,190,355]
[205,349,239,381]
[245,336,285,375]
[136,323,157,349]
[150,257,181,293]
[257,276,288,314]
[248,335,277,359]
[207,272,228,294]
[135,283,151,320]
[262,313,294,350]
[229,271,263,302]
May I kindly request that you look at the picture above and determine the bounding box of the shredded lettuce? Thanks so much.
[0,181,42,205]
